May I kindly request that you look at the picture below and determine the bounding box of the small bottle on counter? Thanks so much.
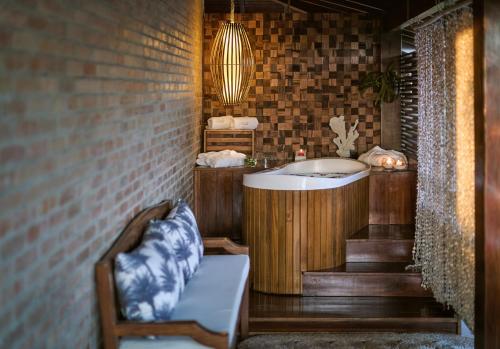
[295,148,307,162]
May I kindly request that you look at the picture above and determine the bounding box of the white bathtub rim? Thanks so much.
[243,158,371,191]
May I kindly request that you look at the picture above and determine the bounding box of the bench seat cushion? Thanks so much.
[120,254,249,349]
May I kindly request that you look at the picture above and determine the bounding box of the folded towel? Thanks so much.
[358,146,408,169]
[231,117,258,130]
[196,150,247,168]
[207,116,233,130]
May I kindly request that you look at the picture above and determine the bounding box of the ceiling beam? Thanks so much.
[314,0,369,13]
[338,0,385,13]
[268,0,308,14]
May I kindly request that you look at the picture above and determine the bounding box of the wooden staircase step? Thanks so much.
[303,262,432,297]
[346,240,414,262]
[249,292,458,334]
[347,225,414,262]
[349,224,415,240]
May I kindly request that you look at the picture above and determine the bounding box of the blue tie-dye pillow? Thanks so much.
[144,200,204,283]
[114,228,185,321]
[167,200,204,259]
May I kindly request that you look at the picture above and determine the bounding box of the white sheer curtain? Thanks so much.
[413,7,475,329]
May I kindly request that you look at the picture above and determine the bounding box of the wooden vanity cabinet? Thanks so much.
[193,166,261,242]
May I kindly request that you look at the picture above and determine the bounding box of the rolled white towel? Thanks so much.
[231,117,259,130]
[207,116,233,130]
[196,150,246,168]
[358,146,408,169]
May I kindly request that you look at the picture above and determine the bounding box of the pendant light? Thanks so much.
[210,0,255,105]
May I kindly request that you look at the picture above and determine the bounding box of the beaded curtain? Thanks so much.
[414,8,475,329]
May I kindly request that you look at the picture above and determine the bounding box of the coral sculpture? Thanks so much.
[329,115,359,158]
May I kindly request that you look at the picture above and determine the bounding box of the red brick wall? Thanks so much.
[0,0,203,347]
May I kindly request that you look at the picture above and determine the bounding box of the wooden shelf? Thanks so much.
[204,129,255,157]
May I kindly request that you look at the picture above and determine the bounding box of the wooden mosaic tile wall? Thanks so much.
[203,12,381,160]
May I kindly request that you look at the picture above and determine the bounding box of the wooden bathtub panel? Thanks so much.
[292,191,302,292]
[243,177,369,295]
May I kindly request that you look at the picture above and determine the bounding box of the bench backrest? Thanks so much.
[95,200,172,345]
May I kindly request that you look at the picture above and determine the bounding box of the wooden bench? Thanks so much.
[95,200,249,349]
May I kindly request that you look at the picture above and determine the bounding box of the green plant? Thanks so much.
[244,157,257,167]
[360,62,400,106]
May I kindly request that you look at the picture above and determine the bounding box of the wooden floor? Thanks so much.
[248,225,459,334]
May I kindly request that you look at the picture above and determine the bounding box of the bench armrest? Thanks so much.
[203,237,249,255]
[115,320,228,348]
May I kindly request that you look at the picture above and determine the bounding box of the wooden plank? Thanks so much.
[247,187,254,288]
[300,191,308,273]
[250,318,457,334]
[389,172,416,224]
[369,172,389,224]
[285,191,294,293]
[204,137,252,144]
[216,170,233,235]
[200,170,218,236]
[325,189,333,266]
[194,167,260,241]
[337,186,346,265]
[248,188,259,287]
[303,272,432,297]
[292,191,302,293]
[232,171,244,241]
[205,145,253,151]
[271,190,280,293]
[278,191,287,293]
[346,240,414,263]
[314,190,322,269]
[318,190,333,265]
[369,171,416,225]
[204,129,255,156]
[249,291,458,334]
[306,191,314,271]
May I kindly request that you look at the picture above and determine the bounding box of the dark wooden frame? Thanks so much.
[95,200,249,349]
[474,0,500,347]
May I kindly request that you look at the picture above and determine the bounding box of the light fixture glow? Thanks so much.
[455,27,475,237]
[210,0,255,105]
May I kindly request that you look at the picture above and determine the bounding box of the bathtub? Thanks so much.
[243,158,370,191]
[242,158,370,295]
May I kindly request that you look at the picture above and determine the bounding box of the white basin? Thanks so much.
[243,158,370,191]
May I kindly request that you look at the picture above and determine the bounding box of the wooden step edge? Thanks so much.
[346,258,414,263]
[303,271,422,276]
[249,317,459,334]
[249,317,458,323]
[346,238,415,242]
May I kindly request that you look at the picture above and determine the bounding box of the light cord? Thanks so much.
[230,0,235,23]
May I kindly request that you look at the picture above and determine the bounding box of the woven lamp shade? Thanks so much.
[210,21,255,105]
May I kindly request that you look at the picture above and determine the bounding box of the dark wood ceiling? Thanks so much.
[205,0,284,13]
[204,0,440,29]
